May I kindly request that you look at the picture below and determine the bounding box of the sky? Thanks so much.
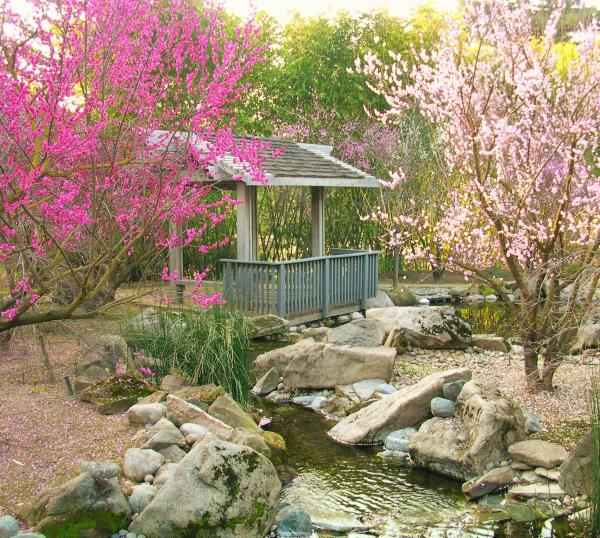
[223,0,600,21]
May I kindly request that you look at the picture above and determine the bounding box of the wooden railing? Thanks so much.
[221,249,379,323]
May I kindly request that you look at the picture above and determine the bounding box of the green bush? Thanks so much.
[389,286,419,306]
[125,306,251,405]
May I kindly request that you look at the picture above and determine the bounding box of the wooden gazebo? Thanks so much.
[159,131,382,323]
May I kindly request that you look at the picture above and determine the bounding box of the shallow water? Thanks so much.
[257,399,559,537]
[248,303,566,537]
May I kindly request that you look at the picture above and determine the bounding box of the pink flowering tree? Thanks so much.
[0,0,267,332]
[359,0,600,391]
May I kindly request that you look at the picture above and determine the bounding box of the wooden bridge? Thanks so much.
[221,249,379,324]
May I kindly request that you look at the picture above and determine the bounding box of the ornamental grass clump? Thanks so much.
[125,306,251,405]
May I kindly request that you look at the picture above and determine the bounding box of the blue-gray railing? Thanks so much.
[221,249,379,322]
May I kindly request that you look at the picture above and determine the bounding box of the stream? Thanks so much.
[248,304,567,537]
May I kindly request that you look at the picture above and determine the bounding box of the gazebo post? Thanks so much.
[236,182,258,261]
[311,186,325,256]
[168,221,184,301]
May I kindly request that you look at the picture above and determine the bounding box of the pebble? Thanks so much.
[143,474,153,483]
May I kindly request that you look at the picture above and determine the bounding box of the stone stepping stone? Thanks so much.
[508,440,568,469]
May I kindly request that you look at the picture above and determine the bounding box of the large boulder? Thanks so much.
[19,462,130,538]
[559,432,592,495]
[327,319,385,348]
[129,437,281,538]
[253,338,322,379]
[75,334,132,389]
[366,290,395,309]
[366,306,472,349]
[328,368,471,445]
[409,380,527,481]
[571,323,600,353]
[282,345,396,389]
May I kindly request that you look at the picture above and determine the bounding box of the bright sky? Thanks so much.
[224,0,600,21]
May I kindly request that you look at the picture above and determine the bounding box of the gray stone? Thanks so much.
[310,512,366,533]
[471,335,508,353]
[247,314,288,339]
[292,395,315,407]
[229,428,271,458]
[376,450,411,463]
[158,445,187,463]
[301,327,331,342]
[507,483,565,499]
[165,395,233,439]
[152,462,178,488]
[0,516,19,538]
[252,368,279,396]
[522,409,546,433]
[275,505,312,537]
[159,374,189,393]
[311,396,328,410]
[409,380,527,481]
[519,470,549,485]
[375,383,396,395]
[535,467,561,481]
[208,393,260,432]
[559,432,592,495]
[353,379,386,401]
[19,462,130,537]
[179,423,208,439]
[327,319,385,348]
[383,428,417,452]
[464,294,484,303]
[127,403,166,425]
[366,306,472,349]
[442,380,467,401]
[571,323,600,353]
[366,290,394,309]
[509,440,569,469]
[75,334,132,386]
[431,397,455,418]
[128,484,157,514]
[329,368,471,445]
[322,395,351,418]
[80,461,120,479]
[141,428,186,451]
[462,465,519,498]
[123,449,165,482]
[129,438,281,538]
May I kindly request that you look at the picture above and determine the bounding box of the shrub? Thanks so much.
[125,306,251,405]
[389,287,419,306]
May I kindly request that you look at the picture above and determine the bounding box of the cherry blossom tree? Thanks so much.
[0,0,267,332]
[360,0,600,391]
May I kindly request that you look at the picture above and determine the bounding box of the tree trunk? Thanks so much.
[523,324,543,391]
[33,326,56,384]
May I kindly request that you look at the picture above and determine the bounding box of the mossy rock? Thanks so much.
[262,430,286,452]
[77,375,156,415]
[389,287,419,306]
[173,384,225,405]
[247,314,288,339]
[37,510,129,538]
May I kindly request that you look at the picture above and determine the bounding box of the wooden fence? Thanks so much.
[221,249,379,323]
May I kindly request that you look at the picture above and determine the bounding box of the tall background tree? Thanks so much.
[359,0,600,391]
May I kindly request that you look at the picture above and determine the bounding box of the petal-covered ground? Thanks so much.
[0,319,137,516]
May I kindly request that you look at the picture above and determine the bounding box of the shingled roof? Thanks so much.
[150,130,380,188]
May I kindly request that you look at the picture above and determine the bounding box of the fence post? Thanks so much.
[223,261,233,304]
[361,254,369,310]
[322,257,330,319]
[277,264,286,318]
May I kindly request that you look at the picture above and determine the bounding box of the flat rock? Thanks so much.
[353,379,386,401]
[509,440,569,469]
[507,483,565,499]
[535,467,561,481]
[328,368,471,445]
[327,319,385,348]
[462,465,519,498]
[310,511,366,533]
[165,395,233,439]
[247,314,288,338]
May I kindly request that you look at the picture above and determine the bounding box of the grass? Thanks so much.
[590,368,600,536]
[124,305,252,405]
